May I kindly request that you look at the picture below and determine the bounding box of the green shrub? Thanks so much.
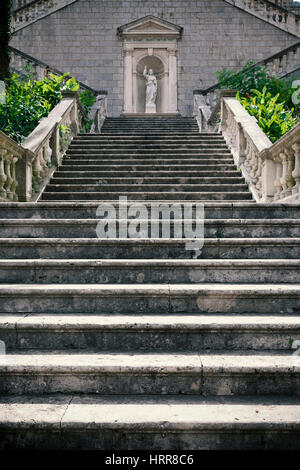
[79,89,96,114]
[216,61,299,115]
[237,87,297,143]
[0,72,80,143]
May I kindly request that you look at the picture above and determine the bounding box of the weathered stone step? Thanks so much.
[2,313,299,351]
[41,192,252,201]
[44,183,249,193]
[73,138,226,144]
[66,149,231,156]
[1,219,299,239]
[53,170,242,178]
[50,177,245,185]
[0,351,299,396]
[0,284,298,314]
[1,202,299,220]
[75,135,221,141]
[1,395,300,450]
[1,237,297,260]
[69,143,229,149]
[60,160,235,168]
[0,259,299,284]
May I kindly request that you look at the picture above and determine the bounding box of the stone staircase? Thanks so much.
[0,117,300,450]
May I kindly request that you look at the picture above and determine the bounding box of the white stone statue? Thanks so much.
[143,66,157,112]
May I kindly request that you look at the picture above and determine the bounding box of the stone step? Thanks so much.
[0,202,299,220]
[75,135,221,141]
[60,159,236,167]
[0,351,299,396]
[1,237,298,259]
[44,184,249,193]
[1,219,299,239]
[2,313,299,352]
[1,395,300,450]
[73,138,226,144]
[50,177,245,185]
[0,284,298,314]
[59,163,237,171]
[53,170,242,178]
[0,259,299,284]
[41,192,252,201]
[65,149,231,156]
[69,143,229,149]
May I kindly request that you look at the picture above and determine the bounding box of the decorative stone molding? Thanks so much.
[118,16,182,115]
[0,91,87,202]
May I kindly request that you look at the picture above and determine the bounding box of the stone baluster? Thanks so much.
[279,151,288,198]
[285,149,295,197]
[0,150,8,199]
[292,143,300,195]
[274,158,283,200]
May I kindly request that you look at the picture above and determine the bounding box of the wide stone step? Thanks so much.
[73,138,226,144]
[75,134,221,141]
[44,183,249,193]
[1,238,298,259]
[1,202,299,220]
[60,159,235,168]
[41,191,252,201]
[0,351,299,396]
[69,143,229,149]
[1,395,300,450]
[1,219,299,239]
[66,149,231,156]
[2,313,299,351]
[0,259,299,284]
[0,284,298,314]
[53,170,242,178]
[50,177,245,185]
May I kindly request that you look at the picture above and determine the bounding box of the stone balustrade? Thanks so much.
[0,91,86,202]
[194,41,300,128]
[224,0,300,37]
[8,46,101,96]
[218,95,300,203]
[11,0,77,33]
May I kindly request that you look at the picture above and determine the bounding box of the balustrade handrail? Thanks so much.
[216,94,300,203]
[193,40,300,98]
[0,90,102,202]
[8,46,108,95]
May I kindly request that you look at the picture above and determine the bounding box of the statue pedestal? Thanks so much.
[146,103,156,114]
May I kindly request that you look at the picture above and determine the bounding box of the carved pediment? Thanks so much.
[118,15,183,39]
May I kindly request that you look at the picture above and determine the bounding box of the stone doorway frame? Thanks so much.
[118,16,183,115]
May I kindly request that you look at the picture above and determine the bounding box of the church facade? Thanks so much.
[10,0,299,116]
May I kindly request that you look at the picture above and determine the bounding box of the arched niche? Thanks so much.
[118,16,182,115]
[136,55,165,113]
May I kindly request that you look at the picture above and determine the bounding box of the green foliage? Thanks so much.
[0,72,80,143]
[79,89,96,114]
[216,61,299,115]
[237,87,298,143]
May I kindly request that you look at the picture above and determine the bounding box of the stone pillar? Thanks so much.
[123,48,133,113]
[168,49,178,113]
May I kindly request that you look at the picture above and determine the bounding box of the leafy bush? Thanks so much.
[79,89,96,114]
[0,71,80,143]
[216,61,299,115]
[237,87,297,143]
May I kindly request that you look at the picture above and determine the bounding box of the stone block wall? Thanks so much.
[10,0,298,116]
